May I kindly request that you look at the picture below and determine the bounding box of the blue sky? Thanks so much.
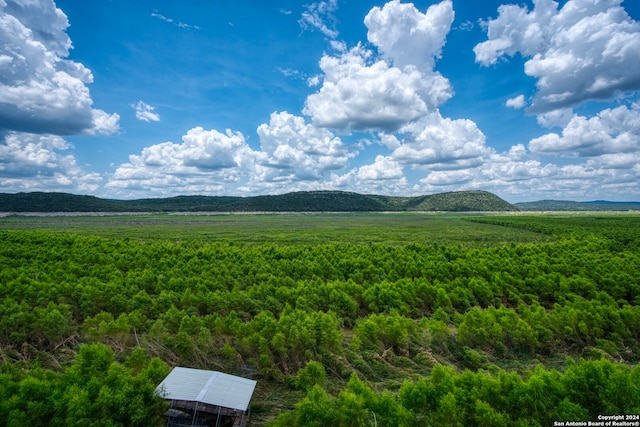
[1,0,639,202]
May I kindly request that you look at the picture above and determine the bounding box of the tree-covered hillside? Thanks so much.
[0,190,517,212]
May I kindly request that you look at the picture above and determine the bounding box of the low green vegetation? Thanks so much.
[1,213,639,425]
[0,213,549,245]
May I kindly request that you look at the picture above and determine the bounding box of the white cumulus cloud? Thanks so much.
[365,0,454,71]
[303,0,455,134]
[0,132,102,193]
[392,112,492,169]
[356,155,404,180]
[474,0,640,115]
[303,45,451,133]
[529,103,640,156]
[254,111,353,183]
[106,127,255,197]
[429,136,640,202]
[506,95,526,109]
[106,115,357,198]
[0,0,119,135]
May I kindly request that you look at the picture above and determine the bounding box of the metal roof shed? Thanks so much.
[155,367,257,427]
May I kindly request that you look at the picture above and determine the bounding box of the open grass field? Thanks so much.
[0,212,556,246]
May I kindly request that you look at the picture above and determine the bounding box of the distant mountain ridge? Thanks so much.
[515,200,640,211]
[0,190,518,213]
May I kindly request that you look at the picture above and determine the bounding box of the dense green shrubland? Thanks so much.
[274,360,640,427]
[0,343,169,426]
[0,214,639,425]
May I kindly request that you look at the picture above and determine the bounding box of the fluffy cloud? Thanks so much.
[303,46,451,132]
[133,101,160,122]
[355,155,404,180]
[506,95,526,109]
[0,0,119,135]
[107,115,356,197]
[179,127,252,170]
[393,126,639,201]
[469,0,640,200]
[0,132,101,192]
[474,0,640,114]
[535,108,574,128]
[106,127,254,196]
[529,103,640,156]
[410,152,552,200]
[481,148,557,183]
[392,113,492,169]
[303,0,454,133]
[365,0,453,70]
[328,161,409,196]
[255,111,353,182]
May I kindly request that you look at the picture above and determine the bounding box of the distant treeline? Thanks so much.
[0,190,518,212]
[515,199,640,211]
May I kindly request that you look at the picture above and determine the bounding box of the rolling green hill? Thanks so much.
[401,190,517,211]
[0,190,518,213]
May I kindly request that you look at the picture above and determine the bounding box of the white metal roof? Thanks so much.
[155,367,257,412]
